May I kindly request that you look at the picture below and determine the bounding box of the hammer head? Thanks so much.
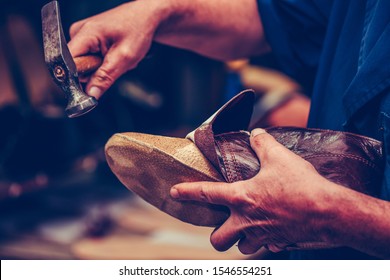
[41,1,97,118]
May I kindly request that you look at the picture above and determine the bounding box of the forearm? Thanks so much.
[319,183,390,259]
[68,0,269,97]
[154,0,269,60]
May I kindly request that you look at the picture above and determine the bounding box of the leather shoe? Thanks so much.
[105,90,383,230]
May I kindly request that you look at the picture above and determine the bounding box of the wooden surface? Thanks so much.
[0,195,268,260]
[72,200,249,260]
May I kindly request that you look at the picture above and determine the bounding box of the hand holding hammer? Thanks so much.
[42,1,102,118]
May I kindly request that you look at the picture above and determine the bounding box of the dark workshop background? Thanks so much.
[0,0,294,260]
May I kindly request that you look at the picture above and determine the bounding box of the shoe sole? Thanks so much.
[105,132,229,226]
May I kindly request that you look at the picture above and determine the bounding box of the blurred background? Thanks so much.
[0,0,310,259]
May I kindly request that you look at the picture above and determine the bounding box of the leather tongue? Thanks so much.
[186,90,255,172]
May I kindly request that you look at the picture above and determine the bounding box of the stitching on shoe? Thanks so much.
[216,132,250,182]
[223,137,242,182]
[216,136,236,182]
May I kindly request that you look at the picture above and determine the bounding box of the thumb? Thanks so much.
[250,128,283,165]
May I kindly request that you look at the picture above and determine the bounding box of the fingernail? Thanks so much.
[88,86,102,99]
[251,128,266,137]
[170,187,180,199]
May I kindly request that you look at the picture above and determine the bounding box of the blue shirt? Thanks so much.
[257,0,390,259]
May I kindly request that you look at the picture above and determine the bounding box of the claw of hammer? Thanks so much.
[41,1,102,118]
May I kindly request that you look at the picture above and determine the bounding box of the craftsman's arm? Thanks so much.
[154,0,269,60]
[68,0,269,99]
[171,129,390,259]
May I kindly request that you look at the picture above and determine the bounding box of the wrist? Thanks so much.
[304,179,346,245]
[155,1,197,42]
[144,0,189,37]
[121,0,179,37]
[312,181,367,246]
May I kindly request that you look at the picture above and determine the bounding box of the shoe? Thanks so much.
[105,131,228,227]
[105,90,383,233]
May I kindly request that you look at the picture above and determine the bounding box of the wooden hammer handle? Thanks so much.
[74,55,103,75]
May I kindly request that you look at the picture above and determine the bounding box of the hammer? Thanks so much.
[41,1,102,118]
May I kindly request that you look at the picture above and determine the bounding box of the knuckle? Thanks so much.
[93,68,115,87]
[199,186,210,202]
[228,186,252,208]
[117,45,141,68]
[118,46,134,61]
[75,21,101,36]
[69,22,81,36]
[81,21,95,31]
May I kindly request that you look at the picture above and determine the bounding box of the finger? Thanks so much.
[210,217,244,251]
[68,33,101,59]
[237,235,264,255]
[68,18,111,58]
[250,128,284,166]
[84,42,141,98]
[69,20,87,39]
[79,75,90,84]
[265,243,289,253]
[171,181,234,207]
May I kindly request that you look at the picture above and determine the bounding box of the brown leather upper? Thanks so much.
[214,129,383,197]
[187,89,384,250]
[215,131,259,183]
[188,90,383,197]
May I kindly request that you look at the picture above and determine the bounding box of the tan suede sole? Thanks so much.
[105,132,228,226]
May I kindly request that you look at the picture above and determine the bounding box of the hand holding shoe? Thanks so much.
[171,128,346,254]
[106,90,389,258]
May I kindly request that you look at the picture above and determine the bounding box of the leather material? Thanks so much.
[213,129,383,197]
[187,89,384,250]
[106,89,383,248]
[215,131,259,183]
[188,90,383,197]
